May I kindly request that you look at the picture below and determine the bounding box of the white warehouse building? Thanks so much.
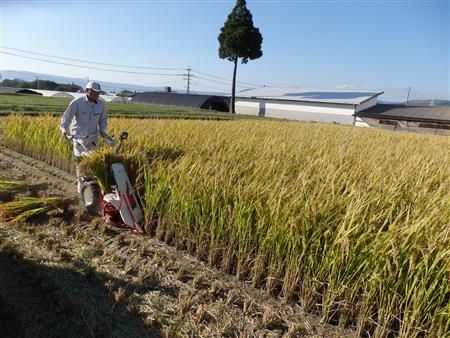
[235,87,384,126]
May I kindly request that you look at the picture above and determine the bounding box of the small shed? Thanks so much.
[131,92,229,112]
[355,104,450,135]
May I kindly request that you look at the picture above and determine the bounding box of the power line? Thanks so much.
[194,75,253,89]
[191,67,261,87]
[1,46,263,92]
[1,51,185,76]
[193,78,232,90]
[191,83,230,93]
[193,82,229,92]
[2,45,262,88]
[0,46,261,91]
[191,68,261,87]
[1,46,185,71]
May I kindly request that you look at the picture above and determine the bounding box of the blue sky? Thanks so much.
[1,0,449,100]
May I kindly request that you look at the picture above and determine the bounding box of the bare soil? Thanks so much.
[0,146,356,337]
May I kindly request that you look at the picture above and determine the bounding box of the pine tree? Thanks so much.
[218,0,263,113]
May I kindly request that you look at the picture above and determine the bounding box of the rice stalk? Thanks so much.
[0,177,28,199]
[0,196,68,223]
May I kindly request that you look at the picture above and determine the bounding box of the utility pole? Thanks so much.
[406,86,411,105]
[184,66,192,94]
[35,75,39,89]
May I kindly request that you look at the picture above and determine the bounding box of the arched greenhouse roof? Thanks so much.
[131,92,229,112]
[0,87,42,95]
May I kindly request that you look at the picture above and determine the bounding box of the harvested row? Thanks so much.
[0,226,152,337]
[1,114,449,337]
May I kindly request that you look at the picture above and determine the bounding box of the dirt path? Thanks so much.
[0,146,356,337]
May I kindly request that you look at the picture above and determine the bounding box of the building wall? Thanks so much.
[235,99,260,116]
[235,98,357,125]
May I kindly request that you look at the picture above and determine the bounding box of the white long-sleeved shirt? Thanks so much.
[60,95,108,140]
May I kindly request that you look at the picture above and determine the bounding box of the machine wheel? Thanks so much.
[79,180,102,216]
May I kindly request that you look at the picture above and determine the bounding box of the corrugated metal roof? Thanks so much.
[131,92,229,111]
[237,87,384,105]
[356,104,450,124]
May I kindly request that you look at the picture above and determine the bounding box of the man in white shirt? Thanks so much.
[60,81,114,160]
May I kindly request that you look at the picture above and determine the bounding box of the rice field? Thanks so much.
[1,114,449,337]
[0,93,260,120]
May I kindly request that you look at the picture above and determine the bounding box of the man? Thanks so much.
[60,81,114,160]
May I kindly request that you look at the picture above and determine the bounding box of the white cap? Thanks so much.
[86,81,101,92]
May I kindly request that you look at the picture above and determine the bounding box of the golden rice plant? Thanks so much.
[0,114,449,337]
[0,114,74,172]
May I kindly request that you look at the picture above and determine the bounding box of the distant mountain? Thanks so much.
[0,69,228,96]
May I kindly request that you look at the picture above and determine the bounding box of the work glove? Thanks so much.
[105,136,115,146]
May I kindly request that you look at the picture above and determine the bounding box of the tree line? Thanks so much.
[0,79,82,92]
